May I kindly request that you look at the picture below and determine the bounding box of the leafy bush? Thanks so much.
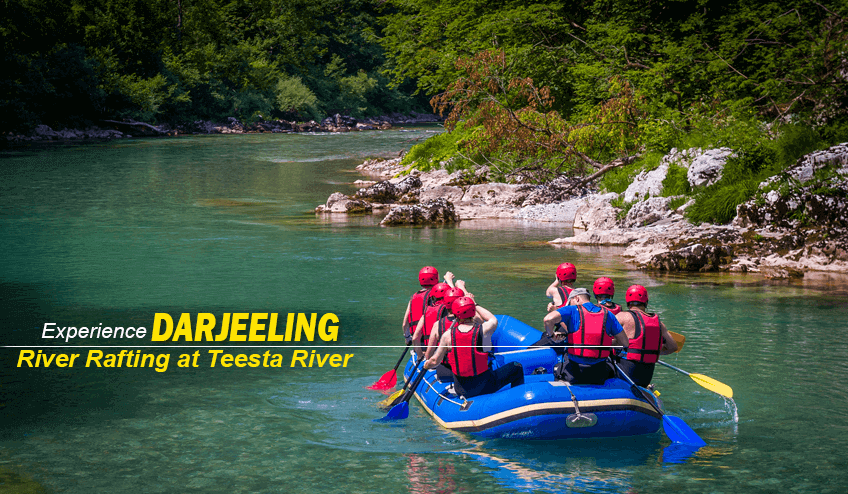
[276,76,321,121]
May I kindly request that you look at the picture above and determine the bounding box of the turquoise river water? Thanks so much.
[1,129,847,493]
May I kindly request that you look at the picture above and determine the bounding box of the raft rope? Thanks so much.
[419,371,465,407]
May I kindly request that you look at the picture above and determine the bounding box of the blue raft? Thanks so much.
[401,315,662,439]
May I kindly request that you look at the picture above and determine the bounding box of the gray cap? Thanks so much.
[567,287,590,300]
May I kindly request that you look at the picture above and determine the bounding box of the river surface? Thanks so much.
[1,130,846,493]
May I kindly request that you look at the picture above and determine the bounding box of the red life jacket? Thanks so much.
[556,286,573,308]
[567,305,613,359]
[437,314,456,367]
[447,321,489,377]
[599,300,622,315]
[407,288,430,328]
[421,303,446,345]
[625,311,663,363]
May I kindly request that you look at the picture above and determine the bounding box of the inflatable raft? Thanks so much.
[401,315,663,439]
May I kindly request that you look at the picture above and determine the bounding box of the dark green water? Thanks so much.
[1,131,846,493]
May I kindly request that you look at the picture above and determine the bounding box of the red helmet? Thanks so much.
[593,277,615,297]
[452,297,476,319]
[419,266,439,287]
[443,287,465,307]
[556,262,577,282]
[625,285,649,304]
[429,282,450,304]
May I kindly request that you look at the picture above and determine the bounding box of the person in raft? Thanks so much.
[546,262,577,312]
[421,283,471,382]
[402,266,439,344]
[412,281,450,360]
[593,277,622,314]
[615,285,678,387]
[425,297,524,398]
[542,288,629,385]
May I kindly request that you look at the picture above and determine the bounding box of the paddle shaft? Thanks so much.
[657,360,689,375]
[612,361,664,417]
[400,361,429,404]
[391,342,412,373]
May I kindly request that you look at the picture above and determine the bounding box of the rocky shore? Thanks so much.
[5,112,442,143]
[317,143,848,276]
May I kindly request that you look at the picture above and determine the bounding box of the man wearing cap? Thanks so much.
[542,287,629,385]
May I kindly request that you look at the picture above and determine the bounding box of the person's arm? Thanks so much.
[424,331,451,370]
[411,316,426,359]
[401,300,412,341]
[546,278,563,308]
[455,280,472,299]
[424,320,440,359]
[606,312,629,349]
[543,309,564,337]
[659,321,678,355]
[444,271,455,288]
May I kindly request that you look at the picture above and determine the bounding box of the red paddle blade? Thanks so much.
[367,370,397,390]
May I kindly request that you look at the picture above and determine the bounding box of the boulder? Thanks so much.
[622,196,674,228]
[33,125,59,139]
[460,183,536,208]
[380,198,458,226]
[419,185,464,203]
[356,176,421,203]
[572,193,620,230]
[315,192,373,213]
[687,147,734,188]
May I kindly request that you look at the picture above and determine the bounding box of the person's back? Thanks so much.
[615,285,678,387]
[425,298,524,398]
[543,288,629,385]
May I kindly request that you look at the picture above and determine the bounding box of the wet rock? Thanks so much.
[380,198,458,226]
[33,124,59,139]
[355,175,421,203]
[315,192,373,213]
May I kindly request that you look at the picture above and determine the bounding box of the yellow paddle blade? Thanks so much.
[670,331,685,353]
[378,388,405,408]
[690,373,733,398]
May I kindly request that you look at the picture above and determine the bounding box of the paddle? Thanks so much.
[669,331,685,353]
[657,360,733,398]
[613,361,706,447]
[367,342,411,390]
[377,355,422,408]
[378,359,429,421]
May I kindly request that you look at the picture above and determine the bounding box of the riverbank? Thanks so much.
[4,112,443,143]
[318,143,848,276]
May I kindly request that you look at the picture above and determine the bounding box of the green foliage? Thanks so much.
[400,123,474,172]
[662,164,690,197]
[610,195,636,221]
[275,76,320,121]
[668,196,688,211]
[600,161,643,194]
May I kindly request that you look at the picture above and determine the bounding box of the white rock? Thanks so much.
[687,148,734,188]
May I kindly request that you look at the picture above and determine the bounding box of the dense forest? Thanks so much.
[3,1,847,203]
[1,0,431,132]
